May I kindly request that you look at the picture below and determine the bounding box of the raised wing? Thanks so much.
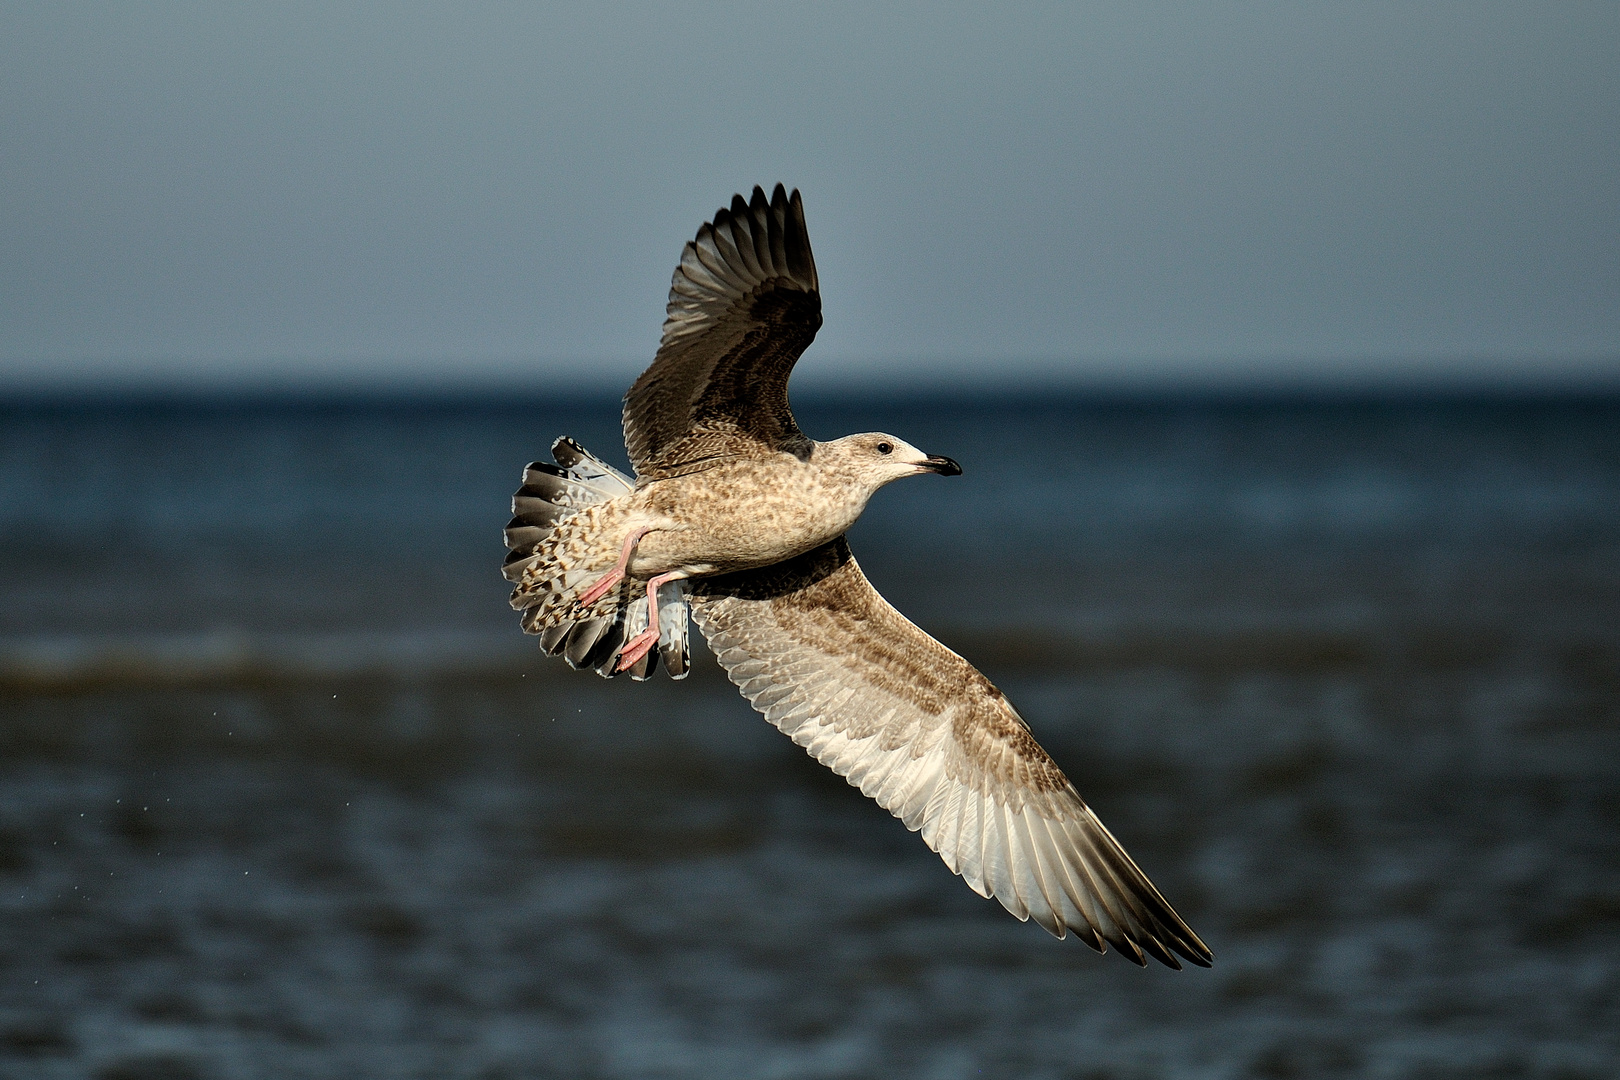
[624,184,822,481]
[689,539,1212,968]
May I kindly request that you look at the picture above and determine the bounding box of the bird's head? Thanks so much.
[818,432,962,493]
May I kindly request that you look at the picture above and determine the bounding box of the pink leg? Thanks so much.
[577,527,654,609]
[616,571,684,672]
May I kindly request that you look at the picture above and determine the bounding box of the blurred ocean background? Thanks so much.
[1,390,1616,1079]
[5,3,1618,1076]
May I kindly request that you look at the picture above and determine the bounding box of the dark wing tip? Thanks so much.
[784,188,818,291]
[1174,926,1215,966]
[694,185,817,292]
[1134,932,1182,970]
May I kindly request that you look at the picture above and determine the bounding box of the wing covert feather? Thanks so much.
[689,538,1211,968]
[624,185,822,480]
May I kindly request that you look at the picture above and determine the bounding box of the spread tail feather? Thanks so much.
[504,437,690,681]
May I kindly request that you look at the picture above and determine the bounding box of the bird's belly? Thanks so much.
[627,480,859,578]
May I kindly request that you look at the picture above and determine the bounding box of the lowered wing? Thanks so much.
[689,538,1212,968]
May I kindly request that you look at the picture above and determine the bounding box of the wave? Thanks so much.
[0,618,1548,693]
[0,629,540,690]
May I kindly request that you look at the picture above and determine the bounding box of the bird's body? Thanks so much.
[503,185,1212,969]
[647,445,907,576]
[514,437,938,604]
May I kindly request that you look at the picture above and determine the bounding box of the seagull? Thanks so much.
[504,185,1211,968]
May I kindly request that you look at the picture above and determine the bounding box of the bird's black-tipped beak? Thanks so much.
[921,455,962,476]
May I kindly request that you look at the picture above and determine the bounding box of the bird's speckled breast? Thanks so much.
[627,452,868,578]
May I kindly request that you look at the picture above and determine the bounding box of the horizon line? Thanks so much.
[5,381,1620,414]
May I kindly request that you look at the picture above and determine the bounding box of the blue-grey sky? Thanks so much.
[3,2,1617,391]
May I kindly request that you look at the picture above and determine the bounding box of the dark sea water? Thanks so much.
[0,392,1616,1079]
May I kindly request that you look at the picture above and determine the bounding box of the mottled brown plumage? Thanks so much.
[624,185,821,480]
[503,185,1211,967]
[691,538,1209,966]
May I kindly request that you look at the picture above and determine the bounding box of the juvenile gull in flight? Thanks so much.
[504,185,1211,968]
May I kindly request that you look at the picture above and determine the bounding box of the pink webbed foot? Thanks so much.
[613,570,686,673]
[615,629,659,672]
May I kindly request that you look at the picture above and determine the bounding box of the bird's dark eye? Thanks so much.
[876,442,892,455]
